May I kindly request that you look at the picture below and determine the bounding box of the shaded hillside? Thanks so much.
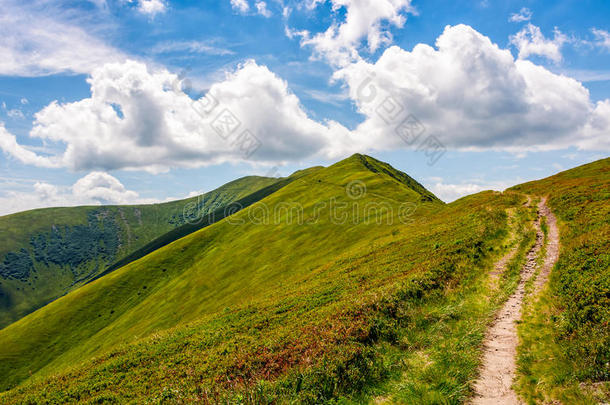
[0,176,280,328]
[0,154,532,404]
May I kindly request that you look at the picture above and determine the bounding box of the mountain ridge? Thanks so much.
[0,153,444,393]
[0,155,606,403]
[0,154,441,330]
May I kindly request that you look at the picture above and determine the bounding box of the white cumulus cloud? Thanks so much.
[0,124,59,168]
[335,24,609,153]
[72,172,141,205]
[0,60,354,172]
[1,26,608,176]
[509,23,568,63]
[0,172,158,216]
[297,0,414,67]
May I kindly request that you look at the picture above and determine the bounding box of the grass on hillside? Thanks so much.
[1,155,438,392]
[0,176,280,328]
[511,157,610,404]
[358,197,535,404]
[0,155,536,403]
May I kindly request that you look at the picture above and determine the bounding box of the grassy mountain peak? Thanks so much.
[330,153,441,203]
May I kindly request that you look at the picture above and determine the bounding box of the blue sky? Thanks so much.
[0,0,608,214]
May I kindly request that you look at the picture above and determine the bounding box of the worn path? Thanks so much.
[471,197,559,405]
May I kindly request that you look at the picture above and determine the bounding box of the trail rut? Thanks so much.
[471,197,559,404]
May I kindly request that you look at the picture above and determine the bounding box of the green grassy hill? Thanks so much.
[511,157,610,403]
[0,154,607,404]
[0,154,532,404]
[0,175,281,328]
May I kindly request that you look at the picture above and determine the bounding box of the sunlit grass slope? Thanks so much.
[0,176,280,328]
[0,154,535,404]
[88,172,315,284]
[511,157,610,404]
[0,154,436,389]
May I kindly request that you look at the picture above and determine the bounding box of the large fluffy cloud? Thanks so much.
[0,60,353,172]
[335,24,609,152]
[1,25,608,174]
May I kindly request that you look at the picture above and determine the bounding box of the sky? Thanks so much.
[0,0,609,214]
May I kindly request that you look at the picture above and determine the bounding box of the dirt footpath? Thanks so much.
[471,197,559,405]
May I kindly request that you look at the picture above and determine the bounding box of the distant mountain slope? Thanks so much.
[0,175,280,328]
[87,167,323,284]
[510,157,610,403]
